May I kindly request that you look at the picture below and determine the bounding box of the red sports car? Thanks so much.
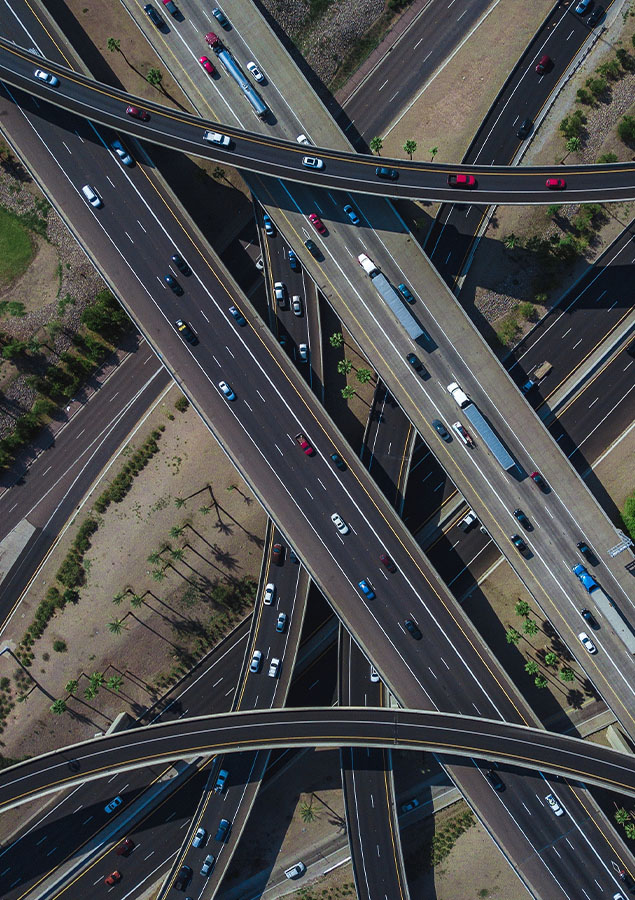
[308,213,326,234]
[126,106,150,121]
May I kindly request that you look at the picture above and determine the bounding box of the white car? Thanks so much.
[250,650,262,672]
[203,130,231,147]
[452,421,473,446]
[218,380,235,401]
[302,156,324,170]
[246,61,264,82]
[545,793,564,816]
[81,184,103,208]
[331,512,349,535]
[200,854,215,876]
[268,657,280,678]
[284,862,306,879]
[192,827,207,848]
[276,612,287,632]
[292,295,303,316]
[370,666,379,683]
[34,68,59,87]
[578,632,597,654]
[298,343,309,362]
[111,140,133,166]
[296,134,310,145]
[274,281,287,306]
[263,583,276,606]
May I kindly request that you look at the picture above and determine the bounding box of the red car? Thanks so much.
[379,553,397,573]
[447,173,477,188]
[116,838,135,856]
[199,56,215,74]
[126,106,150,121]
[105,871,122,886]
[546,178,566,190]
[295,433,315,456]
[535,54,552,74]
[308,213,326,234]
[272,542,284,565]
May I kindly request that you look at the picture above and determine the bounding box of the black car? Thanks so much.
[143,3,164,27]
[404,619,422,640]
[576,541,597,564]
[517,118,533,139]
[511,534,527,553]
[513,508,532,531]
[175,319,198,345]
[304,238,321,259]
[431,419,451,442]
[376,166,398,180]
[581,608,600,630]
[485,769,505,791]
[288,248,300,271]
[171,254,191,276]
[330,452,346,471]
[215,817,231,842]
[587,4,604,25]
[164,274,184,295]
[174,865,192,890]
[406,352,424,373]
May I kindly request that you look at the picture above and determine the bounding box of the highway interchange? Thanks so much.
[0,1,632,900]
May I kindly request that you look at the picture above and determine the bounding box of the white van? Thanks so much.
[81,184,102,208]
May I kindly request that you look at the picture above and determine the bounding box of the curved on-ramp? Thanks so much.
[2,706,635,812]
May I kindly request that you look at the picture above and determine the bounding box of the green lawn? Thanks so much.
[0,205,34,286]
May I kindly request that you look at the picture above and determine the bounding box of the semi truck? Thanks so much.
[447,382,516,472]
[572,564,635,654]
[211,43,268,120]
[357,254,423,341]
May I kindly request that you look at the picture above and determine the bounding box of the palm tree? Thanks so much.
[152,568,167,582]
[170,525,185,538]
[174,497,186,509]
[615,807,631,826]
[171,548,185,562]
[329,332,344,348]
[212,167,226,181]
[337,359,353,376]
[505,627,520,645]
[299,799,317,823]
[107,37,120,54]
[503,233,519,250]
[129,593,144,608]
[146,67,165,93]
[341,385,356,400]
[429,146,438,161]
[403,140,417,159]
[90,672,105,689]
[108,619,126,635]
[534,675,548,689]
[544,652,558,667]
[559,667,575,682]
[370,136,383,156]
[515,600,531,618]
[112,591,125,605]
[199,505,212,515]
[561,136,581,163]
[147,550,162,565]
[523,619,539,636]
[107,675,124,692]
[65,679,79,695]
[50,699,67,715]
[524,660,539,675]
[625,822,635,840]
[356,368,373,384]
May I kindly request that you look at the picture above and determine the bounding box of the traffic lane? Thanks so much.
[362,385,414,508]
[550,343,635,474]
[6,708,635,807]
[508,223,635,404]
[2,48,635,204]
[0,626,248,899]
[342,0,493,141]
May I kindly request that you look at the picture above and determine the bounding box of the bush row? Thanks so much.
[93,427,164,513]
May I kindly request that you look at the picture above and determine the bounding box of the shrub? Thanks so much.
[585,77,608,99]
[559,110,587,139]
[53,640,67,652]
[597,151,618,163]
[174,395,189,412]
[617,115,635,144]
[596,59,621,80]
[576,88,593,105]
[56,553,84,589]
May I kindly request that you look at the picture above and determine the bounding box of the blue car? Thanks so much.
[358,579,375,600]
[343,204,360,225]
[263,213,275,236]
[288,249,299,270]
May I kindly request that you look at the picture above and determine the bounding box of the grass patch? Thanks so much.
[0,205,35,285]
